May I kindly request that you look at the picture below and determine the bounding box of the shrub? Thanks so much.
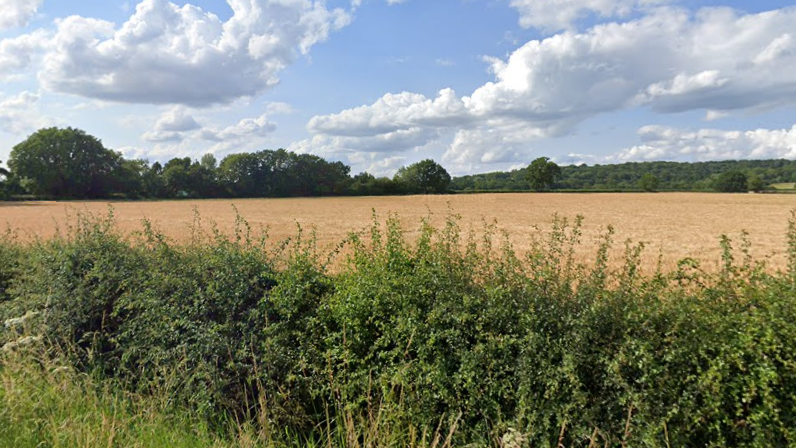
[3,207,796,446]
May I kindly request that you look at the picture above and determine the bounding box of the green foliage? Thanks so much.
[4,210,796,446]
[453,159,796,192]
[394,159,452,194]
[8,125,796,200]
[0,232,21,304]
[8,127,125,198]
[714,170,749,192]
[748,174,766,192]
[526,157,561,191]
[0,161,8,200]
[346,172,402,196]
[637,172,659,191]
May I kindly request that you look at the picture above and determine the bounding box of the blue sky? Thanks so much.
[1,0,795,176]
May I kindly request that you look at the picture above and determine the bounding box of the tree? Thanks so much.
[526,157,561,191]
[141,162,168,198]
[9,127,124,198]
[111,159,148,198]
[200,153,218,171]
[0,160,8,199]
[637,173,659,192]
[162,157,192,197]
[219,153,264,197]
[394,159,451,194]
[714,171,748,193]
[747,174,765,192]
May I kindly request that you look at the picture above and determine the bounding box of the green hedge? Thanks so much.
[2,209,796,446]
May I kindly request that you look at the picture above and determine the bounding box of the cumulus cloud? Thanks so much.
[350,154,407,177]
[442,125,542,171]
[141,130,183,143]
[0,91,56,135]
[0,90,38,109]
[39,0,351,106]
[613,124,796,162]
[509,0,673,32]
[0,0,43,30]
[140,107,279,160]
[154,108,201,132]
[0,30,48,79]
[133,111,280,161]
[308,89,469,137]
[142,107,200,142]
[292,127,442,156]
[299,6,796,169]
[289,127,443,175]
[202,114,277,141]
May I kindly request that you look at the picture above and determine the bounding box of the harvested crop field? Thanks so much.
[1,192,794,272]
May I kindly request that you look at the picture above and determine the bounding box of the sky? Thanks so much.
[1,0,796,176]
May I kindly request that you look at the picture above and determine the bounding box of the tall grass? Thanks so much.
[1,207,796,447]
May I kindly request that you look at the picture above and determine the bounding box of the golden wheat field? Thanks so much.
[1,192,795,272]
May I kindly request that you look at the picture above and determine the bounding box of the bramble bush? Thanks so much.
[2,208,796,446]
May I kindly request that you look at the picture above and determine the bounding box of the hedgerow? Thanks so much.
[1,208,796,447]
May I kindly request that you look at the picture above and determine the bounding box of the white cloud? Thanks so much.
[142,113,276,149]
[347,153,406,177]
[202,114,277,141]
[442,125,545,173]
[0,0,43,30]
[308,89,469,137]
[509,0,673,33]
[705,110,729,122]
[292,127,442,156]
[142,107,201,142]
[753,33,793,65]
[613,124,796,162]
[289,127,443,175]
[139,107,279,158]
[154,108,201,132]
[0,90,38,109]
[299,6,796,169]
[643,70,729,98]
[0,91,56,135]
[0,30,48,79]
[142,130,183,143]
[38,0,351,106]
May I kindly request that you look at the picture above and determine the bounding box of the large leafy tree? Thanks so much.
[8,127,123,198]
[219,153,265,197]
[526,157,561,191]
[714,171,748,193]
[394,159,451,194]
[637,173,659,192]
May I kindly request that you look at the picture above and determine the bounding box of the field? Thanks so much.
[4,191,796,446]
[2,192,794,272]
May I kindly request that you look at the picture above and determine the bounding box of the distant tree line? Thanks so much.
[453,159,796,193]
[2,127,794,200]
[0,127,451,199]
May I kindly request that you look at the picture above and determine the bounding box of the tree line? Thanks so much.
[0,127,451,199]
[454,159,796,192]
[2,126,794,200]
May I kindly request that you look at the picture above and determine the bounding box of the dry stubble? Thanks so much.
[1,192,793,272]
